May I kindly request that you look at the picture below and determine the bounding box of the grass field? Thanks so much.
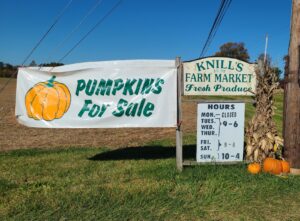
[1,146,300,220]
[1,78,298,220]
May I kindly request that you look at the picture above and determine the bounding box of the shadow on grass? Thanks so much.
[88,145,196,161]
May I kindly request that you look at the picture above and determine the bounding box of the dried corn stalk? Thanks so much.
[245,63,283,162]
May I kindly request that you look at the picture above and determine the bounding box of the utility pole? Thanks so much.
[284,0,300,173]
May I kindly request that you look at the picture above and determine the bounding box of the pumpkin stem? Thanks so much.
[47,76,56,87]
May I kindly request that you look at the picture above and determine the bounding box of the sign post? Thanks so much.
[176,57,183,171]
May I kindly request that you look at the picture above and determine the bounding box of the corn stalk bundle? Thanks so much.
[245,64,283,162]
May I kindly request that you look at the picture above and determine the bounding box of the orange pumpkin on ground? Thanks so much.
[247,163,261,174]
[263,158,282,175]
[281,160,290,174]
[25,76,71,121]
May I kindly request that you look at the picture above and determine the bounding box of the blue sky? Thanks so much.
[0,0,291,70]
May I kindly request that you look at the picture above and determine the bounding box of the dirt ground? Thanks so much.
[0,79,197,151]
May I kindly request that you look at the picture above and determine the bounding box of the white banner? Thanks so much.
[184,57,256,96]
[16,60,177,128]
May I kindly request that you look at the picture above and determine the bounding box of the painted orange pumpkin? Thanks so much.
[263,158,282,175]
[247,163,261,174]
[281,160,290,174]
[25,76,71,121]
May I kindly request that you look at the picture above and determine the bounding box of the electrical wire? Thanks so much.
[23,0,73,66]
[45,0,103,64]
[200,0,226,57]
[200,0,225,57]
[0,0,73,95]
[53,0,122,67]
[200,0,232,57]
[208,0,232,46]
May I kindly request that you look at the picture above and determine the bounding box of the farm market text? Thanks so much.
[183,57,256,96]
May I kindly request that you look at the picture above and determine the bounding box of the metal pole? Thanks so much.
[264,34,268,64]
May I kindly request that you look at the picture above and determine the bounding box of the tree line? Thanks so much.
[0,60,63,78]
[0,62,17,78]
[1,42,287,86]
[213,42,286,88]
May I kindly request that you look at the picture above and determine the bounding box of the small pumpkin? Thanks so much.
[25,76,71,121]
[281,160,290,174]
[247,163,261,174]
[263,157,282,175]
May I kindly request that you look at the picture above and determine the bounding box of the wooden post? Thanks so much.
[176,57,183,171]
[283,0,300,172]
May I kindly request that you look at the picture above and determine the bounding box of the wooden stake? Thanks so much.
[283,0,300,170]
[176,57,183,171]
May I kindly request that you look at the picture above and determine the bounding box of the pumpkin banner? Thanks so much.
[16,60,177,128]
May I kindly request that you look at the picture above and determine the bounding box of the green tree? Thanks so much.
[272,67,282,82]
[257,53,282,82]
[214,42,250,62]
[0,62,17,78]
[29,60,37,67]
[283,55,289,77]
[257,53,271,67]
[40,62,64,67]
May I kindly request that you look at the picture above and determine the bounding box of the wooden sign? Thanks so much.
[183,57,256,96]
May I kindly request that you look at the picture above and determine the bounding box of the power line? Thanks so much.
[211,0,232,39]
[200,0,226,57]
[0,0,73,95]
[201,0,226,56]
[201,0,232,57]
[200,0,232,57]
[45,0,103,64]
[22,0,73,66]
[54,0,123,66]
[202,0,232,56]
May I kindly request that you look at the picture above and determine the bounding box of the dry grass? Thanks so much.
[0,78,283,152]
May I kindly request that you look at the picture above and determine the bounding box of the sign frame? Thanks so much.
[176,56,257,170]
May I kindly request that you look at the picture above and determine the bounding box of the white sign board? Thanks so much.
[197,102,245,163]
[184,57,256,96]
[15,60,177,128]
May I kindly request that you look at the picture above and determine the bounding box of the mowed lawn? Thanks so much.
[2,91,300,220]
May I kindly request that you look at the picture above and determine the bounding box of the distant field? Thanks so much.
[0,78,293,220]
